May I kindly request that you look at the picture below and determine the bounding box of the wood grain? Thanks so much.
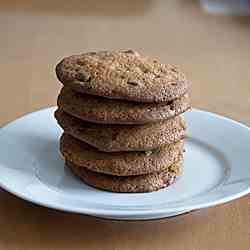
[0,0,249,249]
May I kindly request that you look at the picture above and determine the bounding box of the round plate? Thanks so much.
[0,108,249,220]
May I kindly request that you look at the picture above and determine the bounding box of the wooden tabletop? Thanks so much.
[0,1,249,249]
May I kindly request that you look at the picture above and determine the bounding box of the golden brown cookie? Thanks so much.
[60,133,184,176]
[57,87,190,124]
[56,50,189,103]
[55,109,187,152]
[66,160,182,193]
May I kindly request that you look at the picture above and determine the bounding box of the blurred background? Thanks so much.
[1,0,250,126]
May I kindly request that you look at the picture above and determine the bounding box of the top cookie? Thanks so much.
[56,50,189,103]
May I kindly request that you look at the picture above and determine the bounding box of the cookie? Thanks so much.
[55,109,187,152]
[57,87,190,124]
[66,160,182,193]
[55,50,189,103]
[60,133,184,176]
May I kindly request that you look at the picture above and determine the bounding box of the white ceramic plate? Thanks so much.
[0,108,249,220]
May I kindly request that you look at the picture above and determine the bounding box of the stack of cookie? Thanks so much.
[55,50,191,193]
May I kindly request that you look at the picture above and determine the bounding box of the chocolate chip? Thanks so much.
[76,69,91,82]
[142,68,150,74]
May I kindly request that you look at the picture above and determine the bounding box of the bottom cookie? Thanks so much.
[66,160,183,193]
